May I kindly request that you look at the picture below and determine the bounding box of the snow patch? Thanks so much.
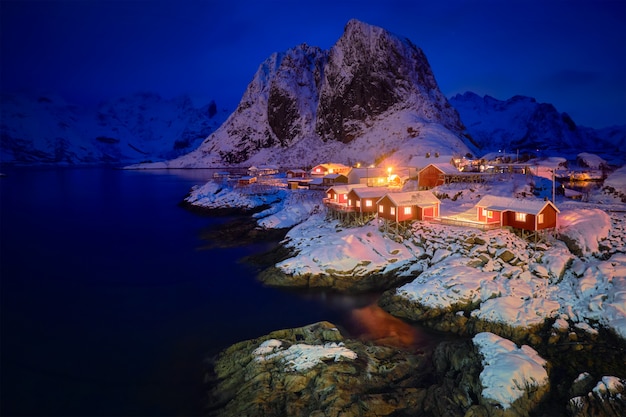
[253,339,357,372]
[473,332,549,409]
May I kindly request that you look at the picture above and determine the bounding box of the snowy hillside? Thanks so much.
[450,92,626,165]
[0,92,228,165]
[137,19,472,169]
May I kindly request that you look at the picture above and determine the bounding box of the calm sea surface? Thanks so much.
[0,167,438,416]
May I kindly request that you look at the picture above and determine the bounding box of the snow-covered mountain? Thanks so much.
[0,92,228,165]
[449,92,626,165]
[146,19,472,169]
[3,19,624,169]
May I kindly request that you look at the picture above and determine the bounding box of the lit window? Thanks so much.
[348,199,353,206]
[379,205,384,213]
[482,208,487,217]
[538,214,544,224]
[356,200,360,207]
[390,207,396,215]
[365,200,372,207]
[404,206,412,215]
[515,212,527,222]
[487,210,493,219]
[329,169,334,173]
[327,193,331,199]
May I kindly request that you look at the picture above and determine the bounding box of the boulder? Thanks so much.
[205,321,433,416]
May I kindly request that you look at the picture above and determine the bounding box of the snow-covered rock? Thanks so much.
[473,332,549,410]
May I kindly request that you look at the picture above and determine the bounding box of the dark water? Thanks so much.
[0,168,437,416]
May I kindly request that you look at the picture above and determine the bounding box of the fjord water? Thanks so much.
[1,168,443,416]
[0,168,361,416]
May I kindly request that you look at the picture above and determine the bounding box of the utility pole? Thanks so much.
[552,169,556,204]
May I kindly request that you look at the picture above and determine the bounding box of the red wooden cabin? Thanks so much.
[475,196,559,231]
[377,191,440,223]
[346,187,388,213]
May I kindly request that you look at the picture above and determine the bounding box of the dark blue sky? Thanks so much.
[1,0,625,128]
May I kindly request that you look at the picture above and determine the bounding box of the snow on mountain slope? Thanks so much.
[0,92,228,165]
[144,19,471,169]
[449,92,626,165]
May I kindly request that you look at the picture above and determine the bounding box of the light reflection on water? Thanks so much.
[295,291,438,351]
[347,303,426,350]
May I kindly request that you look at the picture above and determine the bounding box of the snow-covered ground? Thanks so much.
[187,170,626,412]
[186,174,626,342]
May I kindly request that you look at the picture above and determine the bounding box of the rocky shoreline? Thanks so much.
[182,185,626,416]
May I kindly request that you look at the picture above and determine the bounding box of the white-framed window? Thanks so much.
[390,207,396,215]
[515,212,527,222]
[356,200,360,208]
[538,213,544,224]
[365,199,373,207]
[487,210,493,219]
[378,205,384,213]
[403,206,412,215]
[482,208,487,217]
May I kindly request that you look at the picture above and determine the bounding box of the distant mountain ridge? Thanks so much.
[449,92,626,165]
[0,92,228,165]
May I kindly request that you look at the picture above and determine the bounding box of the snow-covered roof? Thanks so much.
[379,191,440,207]
[324,173,347,179]
[419,162,459,175]
[347,167,389,178]
[287,168,307,173]
[314,162,350,170]
[351,186,388,198]
[326,183,367,194]
[476,195,560,215]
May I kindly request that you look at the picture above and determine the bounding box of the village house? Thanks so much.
[237,176,257,186]
[248,165,279,176]
[323,184,367,210]
[286,169,307,179]
[418,162,485,189]
[347,187,388,213]
[322,173,349,186]
[475,195,559,234]
[311,163,351,177]
[377,191,440,224]
[346,167,390,187]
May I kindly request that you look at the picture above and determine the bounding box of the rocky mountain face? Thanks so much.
[315,20,464,143]
[157,19,472,169]
[449,92,626,165]
[0,92,227,165]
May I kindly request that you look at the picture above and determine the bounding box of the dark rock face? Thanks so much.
[267,46,326,147]
[205,321,560,417]
[205,321,434,417]
[315,19,464,143]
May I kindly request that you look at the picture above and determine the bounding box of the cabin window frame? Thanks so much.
[515,212,527,222]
